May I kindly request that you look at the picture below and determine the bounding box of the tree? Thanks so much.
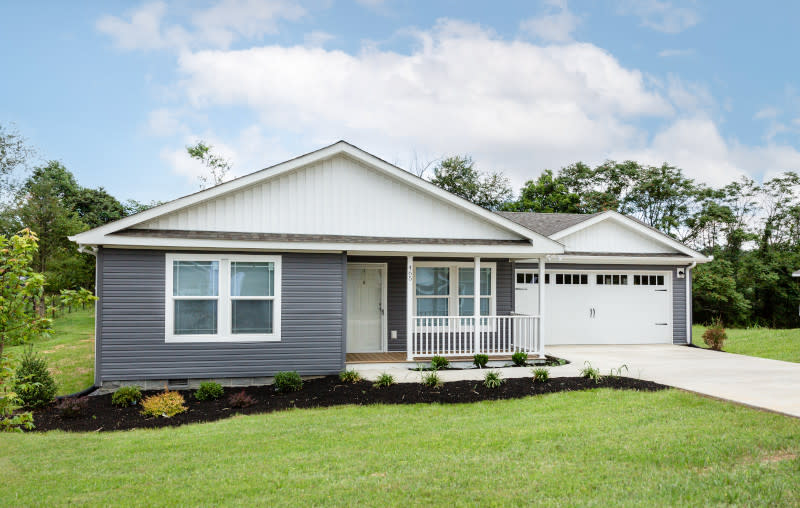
[429,155,512,210]
[0,123,34,201]
[69,187,126,228]
[503,170,583,213]
[187,141,231,189]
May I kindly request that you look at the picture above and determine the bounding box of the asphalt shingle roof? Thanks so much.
[495,212,602,237]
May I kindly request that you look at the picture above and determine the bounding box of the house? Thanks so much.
[70,141,710,389]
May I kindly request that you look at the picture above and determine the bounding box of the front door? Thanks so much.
[347,264,386,353]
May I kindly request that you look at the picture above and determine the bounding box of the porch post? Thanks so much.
[406,255,414,361]
[538,256,546,355]
[473,256,480,354]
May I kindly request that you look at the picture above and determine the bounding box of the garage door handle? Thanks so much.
[655,322,668,326]
[517,288,527,291]
[655,289,668,292]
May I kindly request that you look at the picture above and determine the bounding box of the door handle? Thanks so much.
[655,322,668,326]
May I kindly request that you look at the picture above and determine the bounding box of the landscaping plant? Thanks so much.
[531,367,550,383]
[579,362,602,383]
[703,318,727,351]
[228,390,256,408]
[14,348,57,408]
[511,351,528,366]
[274,371,303,393]
[483,370,505,388]
[473,353,489,368]
[56,396,89,418]
[339,370,362,383]
[195,381,224,401]
[430,355,449,370]
[141,390,187,418]
[373,372,395,388]
[111,386,143,407]
[608,364,629,379]
[420,370,442,388]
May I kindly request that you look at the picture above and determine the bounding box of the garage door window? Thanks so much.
[516,272,549,284]
[555,273,588,285]
[634,275,665,286]
[596,274,628,285]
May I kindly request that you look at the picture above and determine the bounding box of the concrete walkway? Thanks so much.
[348,345,800,418]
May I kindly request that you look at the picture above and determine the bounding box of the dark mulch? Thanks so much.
[30,376,668,433]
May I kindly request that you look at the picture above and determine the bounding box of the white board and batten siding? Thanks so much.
[133,155,521,241]
[558,219,675,254]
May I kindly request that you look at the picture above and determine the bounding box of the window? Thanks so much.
[596,274,628,286]
[166,254,281,342]
[555,273,588,285]
[415,262,496,317]
[633,274,665,286]
[515,272,549,284]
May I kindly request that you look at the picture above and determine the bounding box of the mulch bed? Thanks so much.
[30,376,668,433]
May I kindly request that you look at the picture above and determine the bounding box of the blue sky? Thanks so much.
[2,0,800,203]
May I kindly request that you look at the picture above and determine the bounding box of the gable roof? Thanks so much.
[495,212,602,236]
[70,141,564,253]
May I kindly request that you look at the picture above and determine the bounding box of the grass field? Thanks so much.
[2,389,799,506]
[6,307,94,395]
[693,325,800,363]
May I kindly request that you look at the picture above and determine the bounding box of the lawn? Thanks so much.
[693,325,800,363]
[5,307,95,395]
[2,390,799,506]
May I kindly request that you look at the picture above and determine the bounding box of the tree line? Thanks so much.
[428,156,800,328]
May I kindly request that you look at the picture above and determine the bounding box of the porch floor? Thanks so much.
[345,352,520,364]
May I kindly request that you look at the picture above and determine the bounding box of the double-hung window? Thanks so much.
[166,254,281,342]
[414,262,496,318]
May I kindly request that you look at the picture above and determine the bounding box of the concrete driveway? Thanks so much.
[547,344,800,418]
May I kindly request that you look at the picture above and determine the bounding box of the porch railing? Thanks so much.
[411,314,541,358]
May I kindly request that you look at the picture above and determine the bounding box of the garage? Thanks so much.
[515,269,672,344]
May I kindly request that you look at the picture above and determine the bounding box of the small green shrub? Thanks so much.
[483,370,505,389]
[373,372,395,388]
[531,367,550,383]
[431,356,449,370]
[228,390,256,408]
[607,364,629,379]
[339,370,362,383]
[473,353,489,368]
[55,396,89,418]
[141,391,187,418]
[511,351,528,366]
[421,371,442,388]
[195,381,224,401]
[111,386,142,407]
[0,412,34,433]
[579,362,602,383]
[703,319,727,351]
[274,371,303,392]
[14,349,57,408]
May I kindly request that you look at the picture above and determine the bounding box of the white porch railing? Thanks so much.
[411,314,541,358]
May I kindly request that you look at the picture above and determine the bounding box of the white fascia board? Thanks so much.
[793,270,800,277]
[91,235,563,256]
[549,210,704,259]
[70,141,564,253]
[516,254,708,265]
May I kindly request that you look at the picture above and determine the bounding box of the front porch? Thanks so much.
[345,352,520,364]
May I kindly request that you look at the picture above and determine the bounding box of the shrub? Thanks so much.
[339,370,362,383]
[531,367,550,383]
[373,372,395,388]
[420,371,442,388]
[579,362,602,383]
[607,364,629,379]
[111,386,142,407]
[55,396,89,418]
[703,319,727,351]
[511,351,528,366]
[274,371,303,393]
[483,370,505,389]
[431,355,449,370]
[141,391,187,418]
[473,353,489,368]
[195,381,224,401]
[14,349,57,408]
[228,390,256,408]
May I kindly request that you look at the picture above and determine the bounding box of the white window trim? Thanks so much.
[165,253,282,343]
[413,261,497,317]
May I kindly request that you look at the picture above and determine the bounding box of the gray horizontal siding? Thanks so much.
[98,248,345,382]
[514,262,690,345]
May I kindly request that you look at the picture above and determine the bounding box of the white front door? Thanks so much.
[347,265,386,353]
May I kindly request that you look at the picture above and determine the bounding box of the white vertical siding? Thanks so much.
[133,155,521,240]
[560,219,676,253]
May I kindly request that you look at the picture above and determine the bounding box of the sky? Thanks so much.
[2,0,800,203]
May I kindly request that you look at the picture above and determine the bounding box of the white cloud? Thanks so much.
[754,107,780,120]
[658,48,694,57]
[147,108,188,136]
[303,30,335,47]
[520,0,580,43]
[617,0,699,33]
[97,0,305,51]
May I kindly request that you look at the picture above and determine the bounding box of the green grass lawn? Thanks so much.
[5,307,94,395]
[1,390,799,506]
[693,325,800,363]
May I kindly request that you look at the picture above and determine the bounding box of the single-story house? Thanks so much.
[70,141,710,389]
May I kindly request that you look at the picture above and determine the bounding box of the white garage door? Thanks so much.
[515,270,672,344]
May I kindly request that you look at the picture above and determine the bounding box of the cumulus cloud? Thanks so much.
[617,0,700,33]
[520,0,580,43]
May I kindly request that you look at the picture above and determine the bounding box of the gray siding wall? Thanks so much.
[514,263,691,345]
[346,257,514,352]
[98,248,346,382]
